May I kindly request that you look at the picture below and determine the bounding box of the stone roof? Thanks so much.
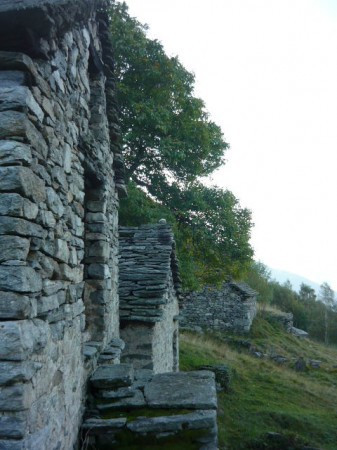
[119,222,181,323]
[229,281,258,299]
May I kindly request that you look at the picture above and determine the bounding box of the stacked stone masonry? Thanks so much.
[180,282,258,334]
[82,365,218,449]
[0,1,220,449]
[0,0,125,448]
[119,224,181,373]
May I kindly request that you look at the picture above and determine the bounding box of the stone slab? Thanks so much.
[127,410,217,434]
[144,371,217,410]
[81,418,126,435]
[90,364,134,389]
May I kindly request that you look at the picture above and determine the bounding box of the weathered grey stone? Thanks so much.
[0,86,44,122]
[309,359,321,369]
[291,326,309,338]
[37,294,60,314]
[42,280,65,296]
[87,241,110,260]
[109,337,125,350]
[37,210,56,228]
[0,384,32,411]
[83,345,98,359]
[0,216,44,238]
[0,71,27,88]
[54,239,69,263]
[90,364,134,389]
[81,418,126,434]
[0,235,30,262]
[0,291,35,319]
[0,361,37,386]
[0,193,38,220]
[0,440,25,450]
[0,320,48,361]
[87,263,110,279]
[46,187,64,218]
[144,371,217,410]
[0,111,48,157]
[59,264,83,282]
[95,386,136,400]
[180,282,257,334]
[127,410,217,434]
[63,144,72,173]
[97,389,145,411]
[0,416,26,439]
[0,1,124,447]
[0,166,45,203]
[0,266,42,292]
[0,140,32,166]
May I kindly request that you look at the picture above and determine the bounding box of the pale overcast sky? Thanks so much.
[124,0,337,290]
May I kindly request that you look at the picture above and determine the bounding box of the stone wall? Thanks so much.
[180,282,258,334]
[0,1,124,448]
[121,273,179,373]
[119,223,180,373]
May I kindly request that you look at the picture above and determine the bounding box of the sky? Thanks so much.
[124,0,337,290]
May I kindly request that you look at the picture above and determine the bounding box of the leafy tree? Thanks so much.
[298,283,316,303]
[153,180,253,281]
[244,261,273,307]
[112,2,253,286]
[319,282,335,344]
[119,182,252,288]
[109,2,228,190]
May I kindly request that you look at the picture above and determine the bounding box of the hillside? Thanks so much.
[180,310,337,450]
[269,268,322,294]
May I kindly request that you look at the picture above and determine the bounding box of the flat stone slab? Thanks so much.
[97,389,145,411]
[144,371,217,410]
[90,364,134,389]
[82,418,126,435]
[127,410,217,434]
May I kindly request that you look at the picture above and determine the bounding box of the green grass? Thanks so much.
[180,312,337,449]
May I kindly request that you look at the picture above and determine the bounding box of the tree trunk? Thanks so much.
[324,308,328,345]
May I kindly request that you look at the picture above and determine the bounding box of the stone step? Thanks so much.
[90,364,134,389]
[144,371,218,410]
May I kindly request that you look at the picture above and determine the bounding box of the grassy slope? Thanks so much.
[180,312,337,450]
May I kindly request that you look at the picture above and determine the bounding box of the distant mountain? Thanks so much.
[269,268,322,294]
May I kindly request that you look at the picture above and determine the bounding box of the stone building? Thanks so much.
[180,282,258,333]
[0,1,219,449]
[0,0,125,447]
[119,223,181,373]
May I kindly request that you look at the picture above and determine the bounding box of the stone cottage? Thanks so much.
[119,223,181,373]
[180,281,258,333]
[0,0,125,447]
[0,1,219,449]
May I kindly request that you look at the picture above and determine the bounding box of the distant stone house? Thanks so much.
[180,282,258,333]
[119,222,181,373]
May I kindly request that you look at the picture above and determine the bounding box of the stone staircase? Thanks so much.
[81,364,218,449]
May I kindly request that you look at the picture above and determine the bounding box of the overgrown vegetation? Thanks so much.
[110,2,253,289]
[245,262,337,345]
[180,312,337,449]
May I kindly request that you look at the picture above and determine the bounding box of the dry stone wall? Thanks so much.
[0,1,124,448]
[180,282,258,334]
[119,224,180,373]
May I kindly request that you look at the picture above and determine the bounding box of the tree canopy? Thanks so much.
[109,2,228,189]
[110,1,253,288]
